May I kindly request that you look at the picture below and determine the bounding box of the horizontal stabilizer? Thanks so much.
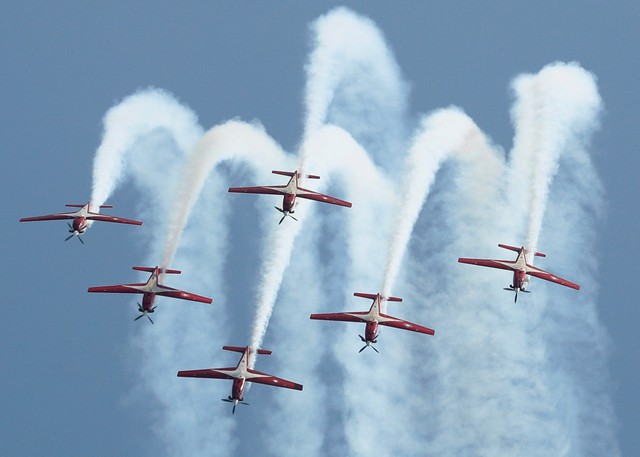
[305,174,320,179]
[354,292,402,302]
[498,243,546,257]
[223,346,272,355]
[498,243,521,253]
[272,170,295,177]
[65,204,86,208]
[132,266,181,274]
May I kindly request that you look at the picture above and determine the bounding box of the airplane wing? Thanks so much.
[228,185,287,196]
[379,314,436,335]
[458,258,517,272]
[177,368,235,380]
[526,265,580,290]
[296,187,352,208]
[310,312,369,323]
[246,369,303,390]
[20,212,76,222]
[155,285,213,304]
[87,284,146,294]
[86,214,143,225]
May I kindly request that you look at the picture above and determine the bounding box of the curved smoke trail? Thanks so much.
[508,62,603,254]
[91,88,202,211]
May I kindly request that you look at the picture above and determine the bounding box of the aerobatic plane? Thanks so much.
[177,346,303,414]
[228,170,352,224]
[458,243,580,302]
[87,266,213,324]
[310,292,435,353]
[19,202,142,244]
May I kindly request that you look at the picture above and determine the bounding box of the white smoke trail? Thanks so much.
[381,107,484,299]
[303,7,408,169]
[160,119,290,269]
[508,62,602,254]
[91,88,202,211]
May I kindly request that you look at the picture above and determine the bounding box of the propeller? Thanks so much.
[358,335,379,353]
[275,206,298,224]
[134,304,156,324]
[222,397,249,414]
[503,286,530,303]
[65,223,84,244]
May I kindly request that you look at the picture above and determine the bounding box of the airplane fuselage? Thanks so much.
[282,193,296,213]
[364,320,379,343]
[231,377,246,401]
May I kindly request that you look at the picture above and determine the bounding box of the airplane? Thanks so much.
[177,346,303,414]
[87,266,213,324]
[228,170,352,224]
[458,243,581,302]
[19,202,142,244]
[310,292,435,353]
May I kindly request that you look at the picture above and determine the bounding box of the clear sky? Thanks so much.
[1,2,638,456]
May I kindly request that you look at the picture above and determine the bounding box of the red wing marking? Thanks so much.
[177,369,235,380]
[310,312,368,323]
[526,266,580,290]
[86,214,143,225]
[458,258,517,271]
[87,284,145,294]
[156,287,213,304]
[246,369,303,390]
[228,185,287,196]
[295,187,352,208]
[379,314,436,335]
[20,213,75,222]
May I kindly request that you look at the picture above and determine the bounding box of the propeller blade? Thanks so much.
[290,214,298,221]
[134,314,145,322]
[274,206,284,214]
[232,404,236,414]
[372,345,379,353]
[77,235,85,245]
[279,214,286,225]
[359,345,367,353]
[67,222,74,232]
[64,234,74,242]
[358,334,365,342]
[147,314,154,325]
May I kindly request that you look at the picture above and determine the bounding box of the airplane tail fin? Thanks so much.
[132,266,181,274]
[223,346,272,355]
[498,243,546,257]
[354,292,402,302]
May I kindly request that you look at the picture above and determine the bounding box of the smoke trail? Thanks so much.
[508,62,602,253]
[303,7,408,169]
[91,88,202,211]
[381,107,484,299]
[160,119,290,269]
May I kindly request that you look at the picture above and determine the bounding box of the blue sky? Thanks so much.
[1,2,638,456]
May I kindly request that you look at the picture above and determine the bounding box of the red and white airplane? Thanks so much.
[177,346,303,414]
[310,292,436,353]
[19,202,142,244]
[458,243,581,302]
[87,266,213,324]
[228,170,352,224]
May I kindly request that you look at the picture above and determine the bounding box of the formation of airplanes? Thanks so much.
[21,169,582,413]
